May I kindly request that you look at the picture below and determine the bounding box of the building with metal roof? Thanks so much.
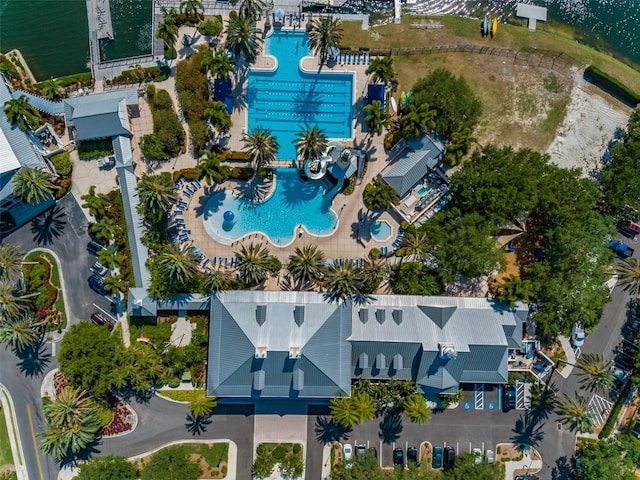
[63,89,138,141]
[0,77,55,234]
[199,290,526,399]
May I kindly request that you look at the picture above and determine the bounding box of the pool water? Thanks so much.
[202,168,338,246]
[370,220,392,242]
[417,185,430,196]
[247,31,354,160]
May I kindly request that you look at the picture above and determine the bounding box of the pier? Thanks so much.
[87,0,114,41]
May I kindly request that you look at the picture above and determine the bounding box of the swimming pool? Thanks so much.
[247,31,354,160]
[202,168,338,246]
[370,220,392,242]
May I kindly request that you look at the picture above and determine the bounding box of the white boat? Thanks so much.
[390,97,398,114]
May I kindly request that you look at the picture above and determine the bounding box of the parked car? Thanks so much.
[393,448,404,468]
[87,241,106,256]
[472,447,482,464]
[503,384,517,412]
[355,444,366,457]
[88,274,107,295]
[611,365,629,382]
[444,446,455,470]
[91,312,113,331]
[91,261,109,277]
[407,446,418,465]
[432,446,443,469]
[343,444,353,461]
[485,449,495,464]
[98,155,116,169]
[571,322,586,347]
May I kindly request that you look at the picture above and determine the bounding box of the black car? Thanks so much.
[393,448,404,468]
[87,241,106,256]
[432,446,443,469]
[88,274,107,295]
[503,384,517,412]
[407,446,418,465]
[444,446,455,470]
[355,444,366,457]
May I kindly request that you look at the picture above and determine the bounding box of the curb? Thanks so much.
[0,384,28,480]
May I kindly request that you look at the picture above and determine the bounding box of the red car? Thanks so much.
[91,312,113,331]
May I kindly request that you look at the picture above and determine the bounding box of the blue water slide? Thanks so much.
[12,90,64,115]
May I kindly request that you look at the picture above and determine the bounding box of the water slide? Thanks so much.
[12,90,64,115]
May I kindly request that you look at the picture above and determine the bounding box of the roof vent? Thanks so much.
[376,353,386,369]
[253,370,265,390]
[439,342,457,360]
[255,346,268,359]
[293,369,304,391]
[393,309,403,325]
[294,305,304,326]
[358,352,369,369]
[376,309,386,324]
[256,305,267,326]
[359,309,369,324]
[289,346,301,359]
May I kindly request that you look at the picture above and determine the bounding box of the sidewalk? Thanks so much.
[503,445,543,480]
[0,384,27,480]
[557,335,577,378]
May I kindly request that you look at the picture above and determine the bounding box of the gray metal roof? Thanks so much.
[128,288,157,316]
[63,89,137,141]
[207,291,352,398]
[351,340,419,381]
[381,133,446,197]
[156,293,211,311]
[11,90,64,115]
[114,136,150,289]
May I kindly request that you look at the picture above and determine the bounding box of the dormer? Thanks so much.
[439,342,457,360]
[289,346,302,359]
[255,346,268,359]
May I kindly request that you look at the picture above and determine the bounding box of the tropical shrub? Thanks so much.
[77,139,113,159]
[50,151,72,176]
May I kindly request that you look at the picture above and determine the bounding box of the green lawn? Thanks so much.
[0,406,14,468]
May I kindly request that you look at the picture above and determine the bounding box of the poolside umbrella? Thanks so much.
[275,8,285,20]
[223,211,235,222]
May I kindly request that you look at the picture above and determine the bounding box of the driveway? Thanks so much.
[3,194,114,323]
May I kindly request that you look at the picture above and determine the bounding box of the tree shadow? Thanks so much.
[15,337,50,377]
[58,434,103,468]
[314,415,352,445]
[185,413,212,435]
[551,455,572,480]
[378,410,403,444]
[510,413,545,451]
[30,205,67,245]
[195,185,225,219]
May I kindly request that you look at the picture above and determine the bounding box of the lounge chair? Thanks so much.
[174,209,183,215]
[202,258,210,267]
[213,257,217,265]
[183,191,192,198]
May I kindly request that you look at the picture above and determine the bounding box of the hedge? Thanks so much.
[229,167,253,180]
[77,139,113,159]
[173,168,198,182]
[50,151,72,176]
[222,150,252,161]
[584,66,640,106]
[599,381,632,438]
[109,65,171,86]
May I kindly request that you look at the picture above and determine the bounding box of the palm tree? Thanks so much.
[225,15,263,64]
[362,178,399,212]
[188,391,218,418]
[41,78,63,101]
[0,317,41,352]
[242,126,279,170]
[294,125,328,160]
[554,392,594,434]
[158,245,201,285]
[308,16,343,65]
[202,51,235,81]
[444,127,477,166]
[0,280,34,323]
[323,260,363,302]
[329,392,375,428]
[204,101,232,132]
[180,0,203,20]
[363,100,390,137]
[41,386,100,460]
[496,274,535,306]
[575,353,615,394]
[400,103,437,140]
[81,185,111,219]
[196,151,229,186]
[237,0,267,22]
[0,244,27,283]
[235,242,271,285]
[402,394,432,424]
[287,245,325,286]
[11,166,54,204]
[365,56,395,85]
[360,256,388,293]
[616,257,640,296]
[155,18,179,52]
[137,172,178,223]
[350,391,376,423]
[4,95,42,131]
[90,217,120,243]
[97,247,119,269]
[202,268,230,292]
[401,230,430,262]
[103,274,127,296]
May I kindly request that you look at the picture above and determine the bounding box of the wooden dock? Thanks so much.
[87,0,114,41]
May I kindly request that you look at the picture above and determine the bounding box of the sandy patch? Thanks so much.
[546,67,633,176]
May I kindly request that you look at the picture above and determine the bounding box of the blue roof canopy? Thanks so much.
[213,79,233,115]
[367,84,386,107]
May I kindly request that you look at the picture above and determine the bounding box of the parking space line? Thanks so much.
[498,384,502,411]
[474,383,484,409]
[587,394,613,427]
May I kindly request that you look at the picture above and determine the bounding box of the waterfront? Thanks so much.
[0,0,152,81]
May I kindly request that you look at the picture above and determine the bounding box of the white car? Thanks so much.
[611,365,629,382]
[571,322,585,348]
[343,444,353,461]
[472,448,482,464]
[485,449,495,464]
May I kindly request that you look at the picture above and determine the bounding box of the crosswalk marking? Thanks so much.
[475,384,485,410]
[587,394,613,427]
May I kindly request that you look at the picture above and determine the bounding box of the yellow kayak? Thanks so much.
[491,17,498,37]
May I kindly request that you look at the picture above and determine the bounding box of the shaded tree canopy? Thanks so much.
[76,455,138,480]
[411,69,483,139]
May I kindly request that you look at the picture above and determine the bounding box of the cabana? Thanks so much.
[213,79,233,114]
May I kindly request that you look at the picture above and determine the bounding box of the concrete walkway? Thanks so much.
[0,384,27,480]
[170,311,195,347]
[557,335,577,378]
[503,445,543,480]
